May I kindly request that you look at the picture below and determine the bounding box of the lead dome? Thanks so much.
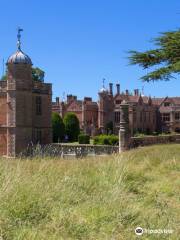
[7,50,32,65]
[7,27,32,65]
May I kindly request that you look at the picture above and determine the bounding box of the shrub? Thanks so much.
[93,135,118,145]
[109,135,119,145]
[52,112,65,142]
[63,113,80,142]
[78,134,90,144]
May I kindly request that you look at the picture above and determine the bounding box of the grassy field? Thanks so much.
[0,144,179,240]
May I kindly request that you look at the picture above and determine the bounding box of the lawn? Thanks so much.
[0,144,179,239]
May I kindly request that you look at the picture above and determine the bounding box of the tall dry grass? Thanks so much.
[0,144,179,239]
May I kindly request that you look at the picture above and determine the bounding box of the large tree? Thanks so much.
[63,113,80,142]
[52,112,65,142]
[129,29,180,82]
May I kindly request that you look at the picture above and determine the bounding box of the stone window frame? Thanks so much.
[164,102,171,107]
[36,96,42,115]
[115,100,121,104]
[175,112,180,121]
[162,113,170,122]
[36,129,42,144]
[114,111,120,123]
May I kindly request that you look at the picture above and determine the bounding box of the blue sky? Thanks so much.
[0,0,180,101]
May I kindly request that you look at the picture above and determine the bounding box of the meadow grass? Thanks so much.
[0,144,179,239]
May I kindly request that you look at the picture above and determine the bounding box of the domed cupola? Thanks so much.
[99,86,108,93]
[7,28,32,65]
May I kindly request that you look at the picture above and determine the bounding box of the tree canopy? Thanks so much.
[63,112,80,142]
[32,67,45,82]
[0,75,7,81]
[129,29,180,82]
[52,112,65,142]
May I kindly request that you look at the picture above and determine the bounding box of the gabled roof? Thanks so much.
[152,97,165,106]
[128,95,140,103]
[142,96,149,104]
[152,96,180,106]
[171,97,180,105]
[114,94,141,104]
[66,100,82,111]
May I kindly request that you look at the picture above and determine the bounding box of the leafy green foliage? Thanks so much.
[63,113,80,142]
[0,75,7,81]
[78,134,90,144]
[32,67,45,82]
[52,112,65,142]
[129,30,180,81]
[93,134,119,145]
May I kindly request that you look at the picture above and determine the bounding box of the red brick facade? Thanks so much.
[52,83,180,136]
[0,42,52,156]
[153,97,180,133]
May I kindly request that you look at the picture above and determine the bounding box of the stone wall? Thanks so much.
[130,134,180,148]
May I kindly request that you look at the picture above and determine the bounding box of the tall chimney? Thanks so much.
[125,89,129,95]
[56,97,59,104]
[134,89,139,96]
[116,83,120,95]
[109,83,113,95]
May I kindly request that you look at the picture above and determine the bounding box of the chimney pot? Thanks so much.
[56,97,59,104]
[116,83,120,94]
[134,89,139,96]
[109,83,113,95]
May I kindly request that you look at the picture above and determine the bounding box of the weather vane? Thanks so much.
[17,27,23,50]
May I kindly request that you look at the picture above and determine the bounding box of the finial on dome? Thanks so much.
[17,27,23,50]
[7,28,32,65]
[99,78,108,93]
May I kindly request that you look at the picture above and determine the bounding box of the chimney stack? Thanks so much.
[134,89,139,96]
[116,83,120,95]
[125,89,129,95]
[56,97,59,104]
[109,83,113,95]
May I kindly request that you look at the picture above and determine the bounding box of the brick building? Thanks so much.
[52,95,98,136]
[152,97,180,133]
[0,29,52,157]
[52,83,180,136]
[52,83,157,136]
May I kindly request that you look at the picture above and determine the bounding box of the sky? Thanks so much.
[0,0,180,101]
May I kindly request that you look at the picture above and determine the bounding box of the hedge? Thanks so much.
[93,135,119,145]
[78,134,90,144]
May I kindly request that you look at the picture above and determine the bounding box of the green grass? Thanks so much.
[0,144,179,239]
